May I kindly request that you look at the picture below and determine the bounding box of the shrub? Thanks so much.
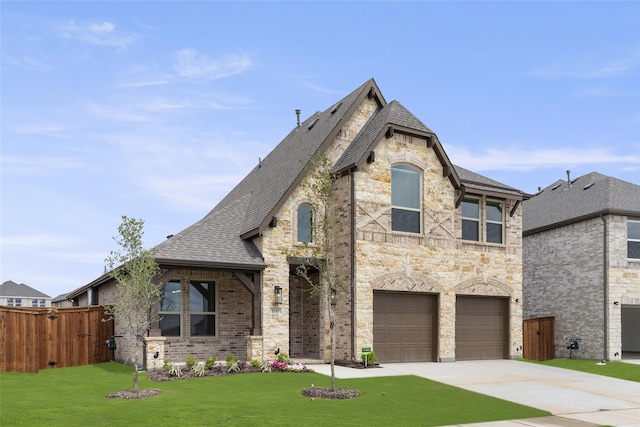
[162,359,172,373]
[259,361,272,373]
[225,354,239,372]
[167,362,181,378]
[191,363,206,377]
[363,351,377,367]
[185,355,197,370]
[250,359,260,368]
[276,352,290,364]
[205,355,217,370]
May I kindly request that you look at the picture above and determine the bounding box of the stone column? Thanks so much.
[144,336,166,371]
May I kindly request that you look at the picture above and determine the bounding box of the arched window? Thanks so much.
[391,164,421,233]
[297,203,314,243]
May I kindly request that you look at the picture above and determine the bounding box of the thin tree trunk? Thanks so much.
[329,299,336,391]
[133,365,139,391]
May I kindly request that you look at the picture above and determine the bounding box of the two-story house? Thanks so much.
[523,172,640,361]
[67,79,527,367]
[0,281,51,308]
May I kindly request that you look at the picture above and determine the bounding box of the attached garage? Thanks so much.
[373,291,437,362]
[456,296,508,361]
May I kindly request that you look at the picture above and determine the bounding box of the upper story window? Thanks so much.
[297,203,314,243]
[189,280,216,337]
[391,164,421,233]
[462,196,504,244]
[628,219,640,259]
[32,299,38,307]
[159,280,182,337]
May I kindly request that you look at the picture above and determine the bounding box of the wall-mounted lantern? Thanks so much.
[274,286,283,305]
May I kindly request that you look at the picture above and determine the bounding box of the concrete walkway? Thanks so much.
[309,360,640,427]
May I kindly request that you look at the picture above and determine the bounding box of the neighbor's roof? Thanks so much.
[523,172,640,234]
[0,280,51,298]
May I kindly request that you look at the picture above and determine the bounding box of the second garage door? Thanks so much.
[456,296,508,361]
[373,291,437,363]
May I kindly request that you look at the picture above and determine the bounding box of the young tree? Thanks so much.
[295,155,345,391]
[104,215,161,391]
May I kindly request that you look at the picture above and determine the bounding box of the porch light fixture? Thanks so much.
[274,286,283,305]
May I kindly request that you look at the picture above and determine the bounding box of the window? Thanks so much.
[159,281,182,337]
[391,164,421,233]
[297,203,314,243]
[15,298,21,307]
[462,198,480,241]
[39,299,46,307]
[628,220,640,259]
[190,280,216,337]
[32,299,38,307]
[462,197,504,244]
[486,200,503,244]
[7,298,14,307]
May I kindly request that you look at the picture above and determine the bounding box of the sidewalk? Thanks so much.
[309,360,640,427]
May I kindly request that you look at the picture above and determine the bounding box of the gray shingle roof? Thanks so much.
[454,164,525,199]
[153,78,382,268]
[1,281,51,298]
[523,172,640,234]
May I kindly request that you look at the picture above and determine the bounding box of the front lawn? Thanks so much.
[522,358,640,382]
[1,362,549,426]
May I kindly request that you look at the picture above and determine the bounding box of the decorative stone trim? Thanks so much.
[455,276,512,296]
[371,269,443,294]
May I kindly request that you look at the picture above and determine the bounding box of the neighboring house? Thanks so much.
[67,79,527,367]
[522,172,640,360]
[51,293,73,308]
[0,281,51,308]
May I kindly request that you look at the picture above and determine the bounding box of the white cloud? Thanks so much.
[57,20,136,49]
[445,145,640,172]
[528,53,639,79]
[1,155,85,175]
[174,49,252,80]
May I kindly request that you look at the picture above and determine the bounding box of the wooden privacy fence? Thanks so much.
[523,316,555,361]
[0,306,114,373]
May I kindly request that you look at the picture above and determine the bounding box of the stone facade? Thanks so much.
[523,214,640,360]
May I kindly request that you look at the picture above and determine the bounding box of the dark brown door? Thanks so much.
[456,296,508,360]
[373,291,437,362]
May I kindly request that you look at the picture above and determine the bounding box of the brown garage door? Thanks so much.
[373,291,437,363]
[456,296,508,361]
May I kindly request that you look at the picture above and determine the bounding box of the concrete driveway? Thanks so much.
[310,360,640,427]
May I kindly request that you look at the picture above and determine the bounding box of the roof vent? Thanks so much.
[551,183,561,191]
[307,118,319,130]
[330,102,342,115]
[295,109,301,128]
[583,182,595,190]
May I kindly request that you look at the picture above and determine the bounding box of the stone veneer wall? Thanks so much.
[255,96,379,361]
[348,132,523,362]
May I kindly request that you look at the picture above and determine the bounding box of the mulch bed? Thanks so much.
[301,387,360,399]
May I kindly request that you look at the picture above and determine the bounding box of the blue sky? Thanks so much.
[2,1,639,299]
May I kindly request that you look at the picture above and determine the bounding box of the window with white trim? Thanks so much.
[189,280,216,337]
[159,280,182,337]
[461,197,480,241]
[486,200,504,244]
[297,203,314,243]
[391,164,422,233]
[628,219,640,259]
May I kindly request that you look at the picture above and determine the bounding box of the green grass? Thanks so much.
[522,358,640,382]
[1,362,549,426]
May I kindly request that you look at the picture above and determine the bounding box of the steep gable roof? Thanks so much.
[335,100,461,188]
[153,78,385,267]
[523,172,640,234]
[0,280,50,298]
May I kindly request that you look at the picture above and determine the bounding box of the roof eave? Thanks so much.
[523,208,640,236]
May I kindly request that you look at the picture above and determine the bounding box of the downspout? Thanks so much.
[600,214,608,362]
[350,168,356,361]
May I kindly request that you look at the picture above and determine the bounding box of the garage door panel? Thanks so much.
[456,296,508,361]
[373,292,437,363]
